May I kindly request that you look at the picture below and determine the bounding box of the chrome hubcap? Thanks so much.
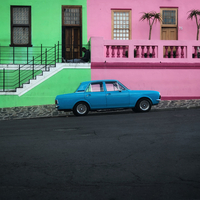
[77,104,87,114]
[139,100,150,111]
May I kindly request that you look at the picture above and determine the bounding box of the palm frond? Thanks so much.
[187,9,200,40]
[187,9,200,20]
[140,12,154,21]
[140,11,162,40]
[152,12,162,23]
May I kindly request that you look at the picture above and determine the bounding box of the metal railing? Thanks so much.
[0,41,91,92]
[62,42,91,63]
[0,43,61,65]
[0,42,62,92]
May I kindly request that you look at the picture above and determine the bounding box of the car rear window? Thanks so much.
[86,82,104,92]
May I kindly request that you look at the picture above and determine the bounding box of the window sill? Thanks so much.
[10,44,33,47]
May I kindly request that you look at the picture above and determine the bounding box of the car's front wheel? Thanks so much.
[134,98,152,112]
[73,102,89,116]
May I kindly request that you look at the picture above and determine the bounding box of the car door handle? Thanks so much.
[106,93,111,96]
[86,94,91,97]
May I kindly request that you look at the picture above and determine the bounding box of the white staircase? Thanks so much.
[0,63,91,96]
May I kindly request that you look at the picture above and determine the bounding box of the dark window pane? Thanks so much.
[13,27,29,45]
[11,6,31,46]
[13,7,29,24]
[162,10,176,25]
[64,8,80,25]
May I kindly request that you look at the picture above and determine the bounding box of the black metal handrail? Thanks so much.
[0,41,91,92]
[0,43,61,65]
[0,42,62,92]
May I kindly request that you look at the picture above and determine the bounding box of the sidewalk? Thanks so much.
[0,99,200,120]
[153,99,200,110]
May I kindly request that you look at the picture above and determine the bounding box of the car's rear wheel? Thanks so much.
[134,98,152,112]
[73,102,89,116]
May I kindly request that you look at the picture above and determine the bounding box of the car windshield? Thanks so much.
[118,81,129,90]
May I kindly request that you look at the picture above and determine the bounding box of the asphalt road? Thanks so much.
[0,108,200,200]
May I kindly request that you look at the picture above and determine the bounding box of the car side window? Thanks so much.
[86,83,104,92]
[105,82,127,91]
[106,82,121,91]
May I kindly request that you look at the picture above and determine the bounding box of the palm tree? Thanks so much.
[187,10,200,40]
[140,12,162,40]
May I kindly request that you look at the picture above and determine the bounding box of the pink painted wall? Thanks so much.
[91,68,200,99]
[88,0,200,99]
[87,0,200,41]
[90,37,200,99]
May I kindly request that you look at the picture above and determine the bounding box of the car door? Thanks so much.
[85,82,107,109]
[105,81,130,108]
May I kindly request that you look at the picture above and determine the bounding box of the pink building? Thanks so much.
[87,0,200,100]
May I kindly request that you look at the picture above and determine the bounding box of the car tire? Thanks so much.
[73,102,89,116]
[134,98,152,112]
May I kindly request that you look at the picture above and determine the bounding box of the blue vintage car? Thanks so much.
[55,79,161,116]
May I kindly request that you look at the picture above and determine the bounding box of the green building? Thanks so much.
[0,0,91,108]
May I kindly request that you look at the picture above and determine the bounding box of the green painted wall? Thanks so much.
[0,0,91,109]
[0,0,88,46]
[0,68,91,108]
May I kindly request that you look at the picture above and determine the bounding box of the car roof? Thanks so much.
[76,80,119,91]
[81,79,118,84]
[76,79,129,92]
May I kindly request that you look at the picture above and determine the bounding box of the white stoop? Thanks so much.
[0,63,91,96]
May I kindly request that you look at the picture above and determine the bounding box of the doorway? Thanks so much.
[161,27,177,40]
[160,8,178,40]
[63,27,81,60]
[160,8,178,57]
[62,6,82,61]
